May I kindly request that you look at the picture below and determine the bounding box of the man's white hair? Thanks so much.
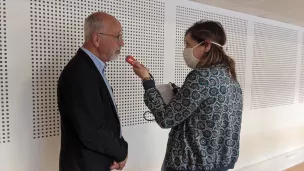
[84,12,104,41]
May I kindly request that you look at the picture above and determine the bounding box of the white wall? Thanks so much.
[0,0,304,171]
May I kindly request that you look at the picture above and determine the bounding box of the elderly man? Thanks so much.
[57,12,128,171]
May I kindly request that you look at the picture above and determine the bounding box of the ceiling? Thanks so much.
[191,0,304,27]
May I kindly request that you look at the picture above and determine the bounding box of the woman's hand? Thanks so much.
[132,61,150,80]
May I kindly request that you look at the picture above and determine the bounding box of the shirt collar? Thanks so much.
[80,47,106,74]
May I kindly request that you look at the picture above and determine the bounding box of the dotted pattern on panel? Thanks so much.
[30,0,164,138]
[104,0,165,126]
[0,0,10,144]
[252,23,297,109]
[299,34,304,103]
[175,6,248,94]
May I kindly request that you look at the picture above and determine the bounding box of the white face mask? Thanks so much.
[183,41,223,69]
[183,41,204,69]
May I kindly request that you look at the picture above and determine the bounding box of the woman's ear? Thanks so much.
[204,40,211,52]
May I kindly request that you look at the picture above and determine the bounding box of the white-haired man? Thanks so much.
[58,12,127,171]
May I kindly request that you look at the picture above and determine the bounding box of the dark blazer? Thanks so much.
[57,48,128,171]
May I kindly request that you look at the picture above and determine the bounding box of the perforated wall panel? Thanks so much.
[252,23,298,109]
[104,0,165,126]
[299,33,304,103]
[0,0,9,144]
[175,6,248,93]
[30,0,164,138]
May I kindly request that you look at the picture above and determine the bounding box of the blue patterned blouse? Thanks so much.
[142,64,243,171]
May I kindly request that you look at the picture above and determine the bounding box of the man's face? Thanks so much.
[96,21,124,62]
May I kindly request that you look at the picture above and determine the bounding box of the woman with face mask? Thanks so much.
[132,20,243,171]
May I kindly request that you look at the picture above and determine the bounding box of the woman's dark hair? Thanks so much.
[185,20,236,80]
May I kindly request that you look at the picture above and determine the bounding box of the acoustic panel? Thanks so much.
[30,0,69,139]
[299,33,304,103]
[0,0,9,144]
[252,23,298,109]
[175,6,248,94]
[30,0,164,139]
[103,0,165,126]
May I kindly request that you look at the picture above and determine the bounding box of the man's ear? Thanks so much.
[92,33,101,47]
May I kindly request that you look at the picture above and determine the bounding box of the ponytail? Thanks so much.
[227,56,237,80]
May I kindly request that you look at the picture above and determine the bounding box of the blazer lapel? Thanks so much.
[77,48,118,116]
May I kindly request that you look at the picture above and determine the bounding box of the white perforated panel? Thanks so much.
[103,0,165,126]
[0,0,9,144]
[252,23,298,109]
[299,33,304,103]
[175,6,248,93]
[30,0,164,138]
[30,0,73,139]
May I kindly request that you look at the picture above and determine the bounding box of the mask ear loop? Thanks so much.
[191,41,205,63]
[193,41,205,48]
[211,41,229,53]
[211,41,223,47]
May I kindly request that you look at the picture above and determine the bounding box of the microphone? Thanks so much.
[125,55,154,79]
[125,55,137,67]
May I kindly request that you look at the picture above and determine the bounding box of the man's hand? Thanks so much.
[110,161,120,170]
[118,155,128,170]
[110,156,128,170]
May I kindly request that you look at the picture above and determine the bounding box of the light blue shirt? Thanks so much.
[80,47,121,137]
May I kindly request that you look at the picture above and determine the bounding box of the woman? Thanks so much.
[133,21,243,171]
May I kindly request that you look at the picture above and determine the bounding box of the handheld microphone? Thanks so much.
[126,55,154,80]
[125,55,137,66]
